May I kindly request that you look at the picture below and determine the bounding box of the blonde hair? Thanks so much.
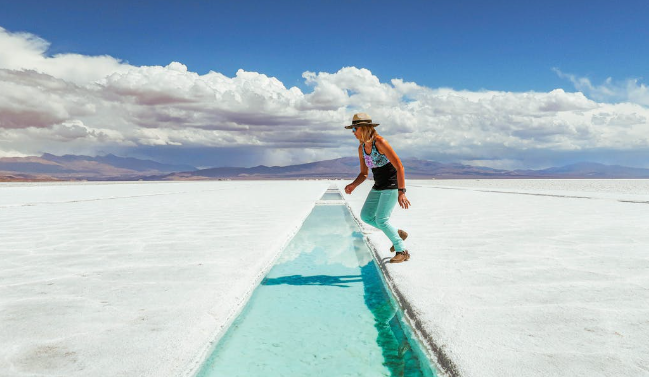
[356,126,378,144]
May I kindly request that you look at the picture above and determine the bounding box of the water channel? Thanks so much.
[196,188,437,376]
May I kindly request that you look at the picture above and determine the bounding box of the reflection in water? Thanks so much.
[348,206,432,376]
[360,262,430,377]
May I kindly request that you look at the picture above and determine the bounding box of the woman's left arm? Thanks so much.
[375,136,411,209]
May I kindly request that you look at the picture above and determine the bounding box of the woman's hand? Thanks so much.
[398,192,411,209]
[344,184,355,194]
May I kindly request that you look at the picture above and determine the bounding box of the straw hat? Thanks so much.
[344,113,380,129]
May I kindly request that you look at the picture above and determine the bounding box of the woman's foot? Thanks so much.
[390,250,410,263]
[390,229,409,252]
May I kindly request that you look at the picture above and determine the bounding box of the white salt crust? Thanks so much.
[340,179,649,377]
[0,181,330,377]
[2,179,648,377]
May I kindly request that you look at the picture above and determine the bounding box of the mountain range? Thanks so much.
[1,154,649,182]
[0,153,195,181]
[157,158,649,180]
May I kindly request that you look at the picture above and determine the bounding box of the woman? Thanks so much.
[344,113,411,263]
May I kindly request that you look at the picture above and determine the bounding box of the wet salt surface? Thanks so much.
[0,181,330,377]
[341,179,649,377]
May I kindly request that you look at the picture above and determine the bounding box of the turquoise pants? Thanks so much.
[360,189,405,252]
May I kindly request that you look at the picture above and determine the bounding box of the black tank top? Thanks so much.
[372,163,398,190]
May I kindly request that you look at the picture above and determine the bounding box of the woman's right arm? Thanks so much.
[345,146,369,194]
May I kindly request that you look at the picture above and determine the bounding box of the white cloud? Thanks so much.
[554,68,649,107]
[1,25,649,168]
[0,70,96,129]
[0,149,30,158]
[0,27,133,85]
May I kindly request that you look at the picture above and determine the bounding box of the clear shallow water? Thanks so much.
[320,191,343,200]
[196,204,436,377]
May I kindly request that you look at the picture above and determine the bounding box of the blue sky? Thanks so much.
[1,0,649,168]
[3,0,648,92]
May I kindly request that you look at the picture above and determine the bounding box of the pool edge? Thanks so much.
[182,196,324,377]
[340,199,462,377]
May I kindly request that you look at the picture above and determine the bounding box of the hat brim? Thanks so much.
[344,123,379,129]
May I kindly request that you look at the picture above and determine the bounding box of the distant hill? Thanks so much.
[155,157,361,180]
[514,162,649,178]
[155,158,649,180]
[2,154,649,182]
[0,154,196,181]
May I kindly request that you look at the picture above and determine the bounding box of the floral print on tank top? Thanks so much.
[362,140,390,168]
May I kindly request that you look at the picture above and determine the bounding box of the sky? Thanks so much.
[1,0,649,169]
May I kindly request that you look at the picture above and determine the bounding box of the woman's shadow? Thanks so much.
[262,274,362,288]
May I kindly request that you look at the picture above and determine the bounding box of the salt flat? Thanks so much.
[0,181,329,377]
[342,179,649,377]
[2,179,648,377]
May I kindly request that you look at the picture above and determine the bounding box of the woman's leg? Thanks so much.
[361,189,405,252]
[374,190,406,252]
[360,189,381,228]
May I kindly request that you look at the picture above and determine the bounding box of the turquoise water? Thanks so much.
[320,192,343,200]
[196,204,436,377]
